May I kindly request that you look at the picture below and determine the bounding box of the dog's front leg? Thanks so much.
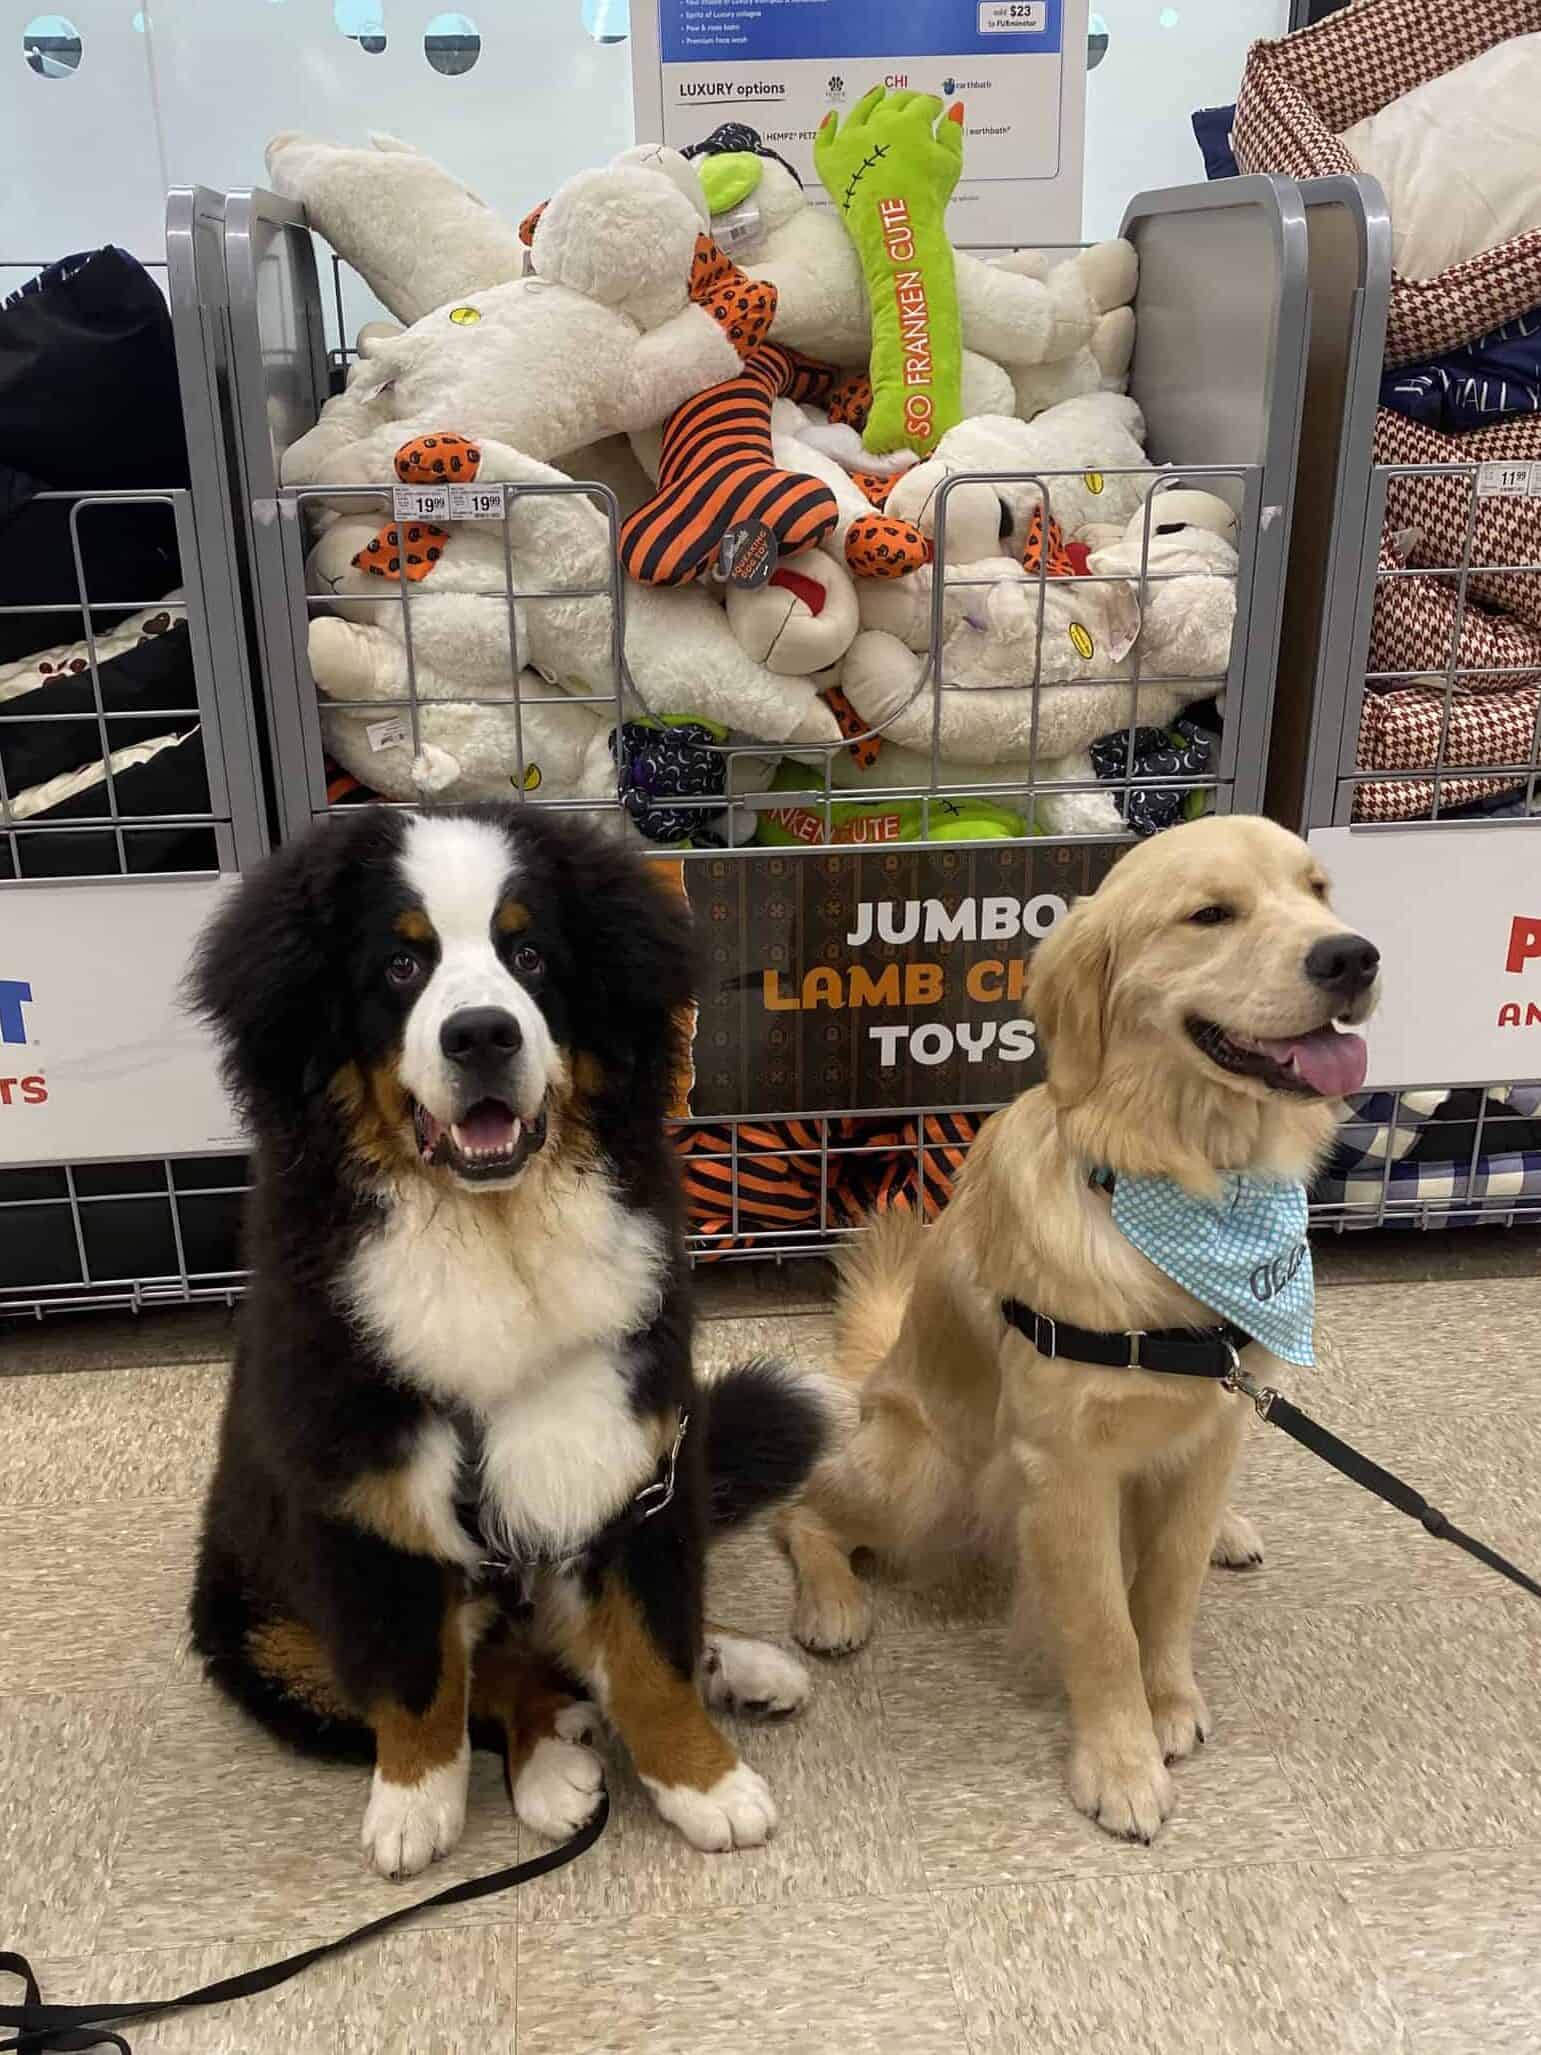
[1128,1395,1249,1763]
[310,1538,475,1881]
[539,1548,777,1853]
[1015,1452,1174,1842]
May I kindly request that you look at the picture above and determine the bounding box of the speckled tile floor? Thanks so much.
[3,1245,1541,2053]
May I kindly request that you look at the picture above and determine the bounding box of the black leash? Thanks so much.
[1228,1368,1541,1601]
[0,1789,609,2054]
[1003,1296,1541,1603]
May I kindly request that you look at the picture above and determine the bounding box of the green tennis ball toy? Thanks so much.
[815,86,966,458]
[697,150,762,217]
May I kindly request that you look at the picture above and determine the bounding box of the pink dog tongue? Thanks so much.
[457,1101,517,1150]
[1260,1027,1368,1098]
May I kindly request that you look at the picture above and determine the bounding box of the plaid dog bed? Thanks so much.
[1313,1150,1541,1227]
[1314,1085,1541,1226]
[1353,681,1541,819]
[1234,0,1541,366]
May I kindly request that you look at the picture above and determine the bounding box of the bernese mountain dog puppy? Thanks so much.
[188,803,827,1877]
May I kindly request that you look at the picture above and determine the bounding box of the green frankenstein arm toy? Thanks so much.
[814,85,966,458]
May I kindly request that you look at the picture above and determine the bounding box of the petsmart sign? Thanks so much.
[631,0,1088,244]
[678,839,1118,1117]
[1310,824,1541,1088]
[0,879,243,1166]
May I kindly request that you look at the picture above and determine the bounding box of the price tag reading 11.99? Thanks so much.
[448,483,507,520]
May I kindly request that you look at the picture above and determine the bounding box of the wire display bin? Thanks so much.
[221,173,1310,1261]
[1274,180,1541,1231]
[0,190,266,1318]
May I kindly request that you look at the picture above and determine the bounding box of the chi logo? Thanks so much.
[0,978,33,1045]
[1250,1242,1307,1304]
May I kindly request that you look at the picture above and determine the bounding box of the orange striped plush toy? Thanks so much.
[621,342,930,587]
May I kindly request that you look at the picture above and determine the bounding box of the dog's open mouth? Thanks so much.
[412,1097,548,1183]
[1187,1019,1368,1099]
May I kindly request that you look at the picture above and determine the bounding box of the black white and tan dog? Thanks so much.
[189,804,827,1876]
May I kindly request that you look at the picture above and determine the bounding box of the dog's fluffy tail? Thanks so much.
[831,1211,925,1388]
[700,1356,831,1534]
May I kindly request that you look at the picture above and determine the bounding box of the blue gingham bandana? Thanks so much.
[1108,1171,1315,1367]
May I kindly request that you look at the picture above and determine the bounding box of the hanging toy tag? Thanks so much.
[716,519,778,588]
[712,198,763,251]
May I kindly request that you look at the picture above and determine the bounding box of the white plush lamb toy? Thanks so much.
[281,158,744,488]
[883,394,1158,556]
[687,136,1136,390]
[265,130,528,326]
[302,442,840,771]
[985,248,1136,419]
[832,396,1194,774]
[1085,487,1241,692]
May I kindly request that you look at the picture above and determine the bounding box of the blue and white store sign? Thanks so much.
[630,0,1088,242]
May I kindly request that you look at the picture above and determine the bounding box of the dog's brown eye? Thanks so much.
[1309,877,1329,900]
[1188,904,1233,927]
[385,952,422,989]
[512,943,542,975]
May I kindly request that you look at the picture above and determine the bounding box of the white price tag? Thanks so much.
[977,1,1046,31]
[392,484,450,521]
[448,482,507,520]
[1475,461,1541,498]
[366,717,409,754]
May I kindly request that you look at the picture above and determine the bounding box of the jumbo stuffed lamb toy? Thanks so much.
[882,394,1158,556]
[1085,488,1241,695]
[302,440,838,781]
[266,130,528,326]
[281,156,745,486]
[836,476,1242,767]
[832,396,1193,767]
[684,126,1137,400]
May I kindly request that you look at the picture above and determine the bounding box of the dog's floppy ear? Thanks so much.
[187,821,361,1129]
[551,828,699,1122]
[1026,895,1111,1108]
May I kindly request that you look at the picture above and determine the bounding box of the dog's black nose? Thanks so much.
[1305,934,1380,994]
[440,1007,522,1065]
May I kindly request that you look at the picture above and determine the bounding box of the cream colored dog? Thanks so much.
[781,815,1379,1841]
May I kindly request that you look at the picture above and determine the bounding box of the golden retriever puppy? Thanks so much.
[780,815,1378,1841]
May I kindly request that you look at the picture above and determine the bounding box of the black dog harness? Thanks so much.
[1001,1295,1541,1602]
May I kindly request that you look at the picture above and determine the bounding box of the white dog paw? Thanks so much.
[1148,1683,1211,1764]
[514,1733,606,1843]
[554,1698,603,1746]
[1211,1507,1265,1570]
[644,1760,778,1852]
[701,1634,811,1720]
[1067,1737,1174,1844]
[361,1750,469,1879]
[790,1580,873,1658]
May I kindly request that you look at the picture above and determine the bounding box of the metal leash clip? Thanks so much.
[634,1410,689,1522]
[1221,1341,1278,1420]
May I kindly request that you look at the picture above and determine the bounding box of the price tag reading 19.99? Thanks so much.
[448,482,507,520]
[392,484,450,522]
[977,1,1047,31]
